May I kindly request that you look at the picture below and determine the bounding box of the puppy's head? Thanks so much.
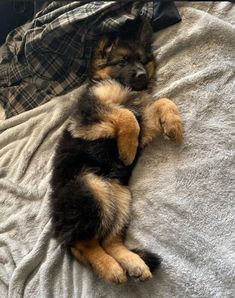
[90,19,156,91]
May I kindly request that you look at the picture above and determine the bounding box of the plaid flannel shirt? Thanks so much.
[0,0,180,118]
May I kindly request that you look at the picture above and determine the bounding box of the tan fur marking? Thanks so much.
[83,173,115,231]
[140,101,162,147]
[97,38,107,52]
[141,98,183,147]
[146,60,156,79]
[67,117,116,140]
[92,57,106,71]
[83,173,131,240]
[71,240,127,284]
[103,235,152,281]
[115,47,132,57]
[95,67,112,79]
[110,108,140,165]
[92,79,131,105]
[107,181,131,240]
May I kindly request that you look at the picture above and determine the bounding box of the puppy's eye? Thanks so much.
[118,57,128,66]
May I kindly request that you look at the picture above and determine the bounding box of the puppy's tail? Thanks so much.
[131,249,162,272]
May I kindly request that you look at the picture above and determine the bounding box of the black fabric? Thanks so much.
[0,1,181,46]
[0,0,48,45]
[152,0,181,32]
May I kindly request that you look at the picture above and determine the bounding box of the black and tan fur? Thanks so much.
[50,19,183,284]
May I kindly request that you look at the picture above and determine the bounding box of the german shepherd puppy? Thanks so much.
[50,19,183,284]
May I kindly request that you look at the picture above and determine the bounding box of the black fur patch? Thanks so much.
[50,176,102,246]
[50,130,139,246]
[72,88,104,126]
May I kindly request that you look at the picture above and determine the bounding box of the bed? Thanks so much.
[0,2,234,297]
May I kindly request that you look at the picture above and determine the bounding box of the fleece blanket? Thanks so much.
[0,2,234,297]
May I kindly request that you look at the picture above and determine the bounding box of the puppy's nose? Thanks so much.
[135,70,147,80]
[134,62,147,80]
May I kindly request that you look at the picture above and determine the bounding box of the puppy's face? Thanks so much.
[91,20,156,91]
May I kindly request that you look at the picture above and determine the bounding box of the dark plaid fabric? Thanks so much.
[0,0,180,118]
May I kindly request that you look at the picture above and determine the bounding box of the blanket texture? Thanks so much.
[0,2,234,297]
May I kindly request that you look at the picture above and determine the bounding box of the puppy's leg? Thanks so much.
[102,235,152,281]
[68,173,130,284]
[110,108,140,166]
[141,98,183,147]
[93,108,140,165]
[69,107,140,166]
[71,240,127,284]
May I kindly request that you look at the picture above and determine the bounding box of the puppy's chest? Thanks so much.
[122,94,148,123]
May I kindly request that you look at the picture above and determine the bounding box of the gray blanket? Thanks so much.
[0,2,234,297]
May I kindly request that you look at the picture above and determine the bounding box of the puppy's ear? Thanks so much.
[97,36,118,58]
[136,19,153,47]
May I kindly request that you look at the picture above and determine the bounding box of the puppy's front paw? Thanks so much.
[118,135,139,166]
[117,110,140,165]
